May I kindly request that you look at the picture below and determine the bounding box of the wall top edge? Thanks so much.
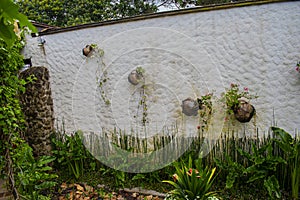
[33,0,294,37]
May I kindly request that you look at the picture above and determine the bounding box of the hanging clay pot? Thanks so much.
[234,97,255,123]
[128,70,143,85]
[182,98,200,116]
[82,45,93,57]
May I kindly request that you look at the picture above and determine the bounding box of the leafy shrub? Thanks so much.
[52,131,97,179]
[12,139,57,199]
[216,137,286,199]
[272,127,300,199]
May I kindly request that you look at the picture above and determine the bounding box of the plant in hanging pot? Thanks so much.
[223,83,257,123]
[82,44,94,57]
[82,43,103,57]
[128,66,145,85]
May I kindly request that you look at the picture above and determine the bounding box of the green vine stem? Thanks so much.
[88,44,110,105]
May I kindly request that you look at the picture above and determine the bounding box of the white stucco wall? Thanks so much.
[23,1,300,137]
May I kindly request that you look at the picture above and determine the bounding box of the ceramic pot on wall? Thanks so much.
[82,45,93,57]
[181,98,200,116]
[234,97,255,123]
[128,70,143,85]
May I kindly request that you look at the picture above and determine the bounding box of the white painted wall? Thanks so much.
[23,1,300,137]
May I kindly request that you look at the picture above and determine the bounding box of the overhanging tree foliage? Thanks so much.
[16,0,235,27]
[0,0,35,47]
[16,0,158,27]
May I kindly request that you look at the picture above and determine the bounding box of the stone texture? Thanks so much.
[19,67,54,156]
[22,1,300,136]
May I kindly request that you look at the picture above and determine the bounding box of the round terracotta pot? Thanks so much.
[82,45,93,57]
[234,103,255,123]
[181,98,200,116]
[128,70,143,85]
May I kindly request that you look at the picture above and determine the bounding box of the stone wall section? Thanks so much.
[19,67,54,156]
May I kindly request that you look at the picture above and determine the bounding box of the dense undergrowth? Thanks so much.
[44,127,299,200]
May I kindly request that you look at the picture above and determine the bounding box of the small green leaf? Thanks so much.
[264,175,281,199]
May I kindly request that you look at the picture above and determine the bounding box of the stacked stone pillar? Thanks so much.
[19,67,54,156]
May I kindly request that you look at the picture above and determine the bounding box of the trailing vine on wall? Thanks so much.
[96,46,111,105]
[139,85,148,126]
[84,44,111,105]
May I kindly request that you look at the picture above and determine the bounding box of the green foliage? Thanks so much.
[0,2,47,197]
[163,156,219,200]
[136,66,145,75]
[272,127,300,199]
[16,0,158,27]
[214,130,289,199]
[17,0,252,27]
[0,31,56,198]
[214,154,245,189]
[103,168,126,188]
[217,140,285,199]
[241,142,286,199]
[0,0,36,47]
[0,40,25,138]
[264,175,281,199]
[241,142,286,181]
[12,141,57,199]
[52,131,97,180]
[51,128,297,199]
[0,29,28,198]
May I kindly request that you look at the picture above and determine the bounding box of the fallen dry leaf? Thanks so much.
[76,190,83,195]
[75,183,85,192]
[84,184,94,193]
[58,196,65,200]
[132,192,138,198]
[146,195,153,200]
[61,182,68,190]
[69,191,74,199]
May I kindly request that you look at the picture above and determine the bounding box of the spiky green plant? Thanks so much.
[163,156,219,200]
